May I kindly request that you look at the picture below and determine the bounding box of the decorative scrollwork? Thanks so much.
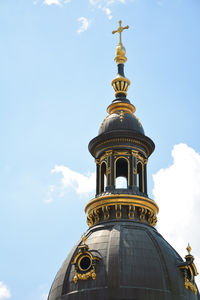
[73,267,96,283]
[128,205,135,220]
[103,206,110,220]
[178,244,198,295]
[72,235,101,284]
[115,204,122,219]
[139,208,147,222]
[93,209,100,224]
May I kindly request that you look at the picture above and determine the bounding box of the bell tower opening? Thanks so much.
[100,162,107,193]
[137,162,143,192]
[115,158,128,189]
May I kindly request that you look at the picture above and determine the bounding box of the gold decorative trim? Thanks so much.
[72,235,101,284]
[103,205,110,220]
[184,279,197,295]
[111,77,131,97]
[178,243,199,295]
[73,267,96,283]
[97,144,147,159]
[115,204,122,219]
[85,194,159,214]
[114,150,130,155]
[85,194,158,228]
[93,138,150,157]
[107,102,135,115]
[120,111,124,122]
[128,205,135,220]
[112,77,130,86]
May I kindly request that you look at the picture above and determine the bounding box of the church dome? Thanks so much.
[48,20,199,300]
[98,111,144,136]
[48,221,198,300]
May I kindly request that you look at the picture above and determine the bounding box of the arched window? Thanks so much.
[115,158,128,189]
[137,162,143,192]
[100,163,107,193]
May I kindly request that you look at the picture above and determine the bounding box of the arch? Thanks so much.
[137,162,143,192]
[100,162,107,193]
[115,157,129,188]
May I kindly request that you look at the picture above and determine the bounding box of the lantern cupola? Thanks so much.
[86,21,158,229]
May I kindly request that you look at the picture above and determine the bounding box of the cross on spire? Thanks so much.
[112,20,129,45]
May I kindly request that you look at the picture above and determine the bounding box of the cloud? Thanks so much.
[44,185,55,203]
[34,0,71,6]
[89,0,125,20]
[41,293,48,300]
[89,0,125,4]
[102,7,112,19]
[153,143,200,288]
[0,282,11,300]
[77,17,90,34]
[43,0,61,5]
[51,165,95,196]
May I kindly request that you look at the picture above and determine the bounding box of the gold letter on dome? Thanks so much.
[71,235,101,284]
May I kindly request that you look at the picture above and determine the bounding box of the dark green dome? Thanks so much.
[48,22,199,300]
[98,111,144,136]
[48,221,199,300]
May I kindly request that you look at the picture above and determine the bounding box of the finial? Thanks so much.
[112,20,129,45]
[112,20,129,64]
[186,243,192,255]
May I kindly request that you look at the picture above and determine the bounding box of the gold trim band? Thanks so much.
[85,194,159,216]
[107,102,135,115]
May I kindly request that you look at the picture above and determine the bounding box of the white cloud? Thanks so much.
[153,143,200,288]
[77,17,90,34]
[89,0,125,20]
[51,165,95,195]
[0,282,11,300]
[41,293,48,300]
[44,185,55,203]
[102,7,113,19]
[89,0,125,4]
[43,0,61,5]
[34,0,71,5]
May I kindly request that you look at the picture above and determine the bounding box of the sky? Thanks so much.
[0,0,200,299]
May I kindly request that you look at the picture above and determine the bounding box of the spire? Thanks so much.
[86,20,157,229]
[111,20,131,99]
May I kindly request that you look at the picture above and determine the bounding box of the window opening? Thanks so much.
[115,158,128,188]
[100,163,107,192]
[137,162,143,192]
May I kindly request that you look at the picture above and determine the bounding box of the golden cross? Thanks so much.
[112,20,129,45]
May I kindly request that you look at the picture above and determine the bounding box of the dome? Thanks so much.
[48,221,198,300]
[98,111,145,136]
[48,21,199,300]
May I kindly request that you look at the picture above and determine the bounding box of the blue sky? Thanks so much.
[1,0,200,299]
